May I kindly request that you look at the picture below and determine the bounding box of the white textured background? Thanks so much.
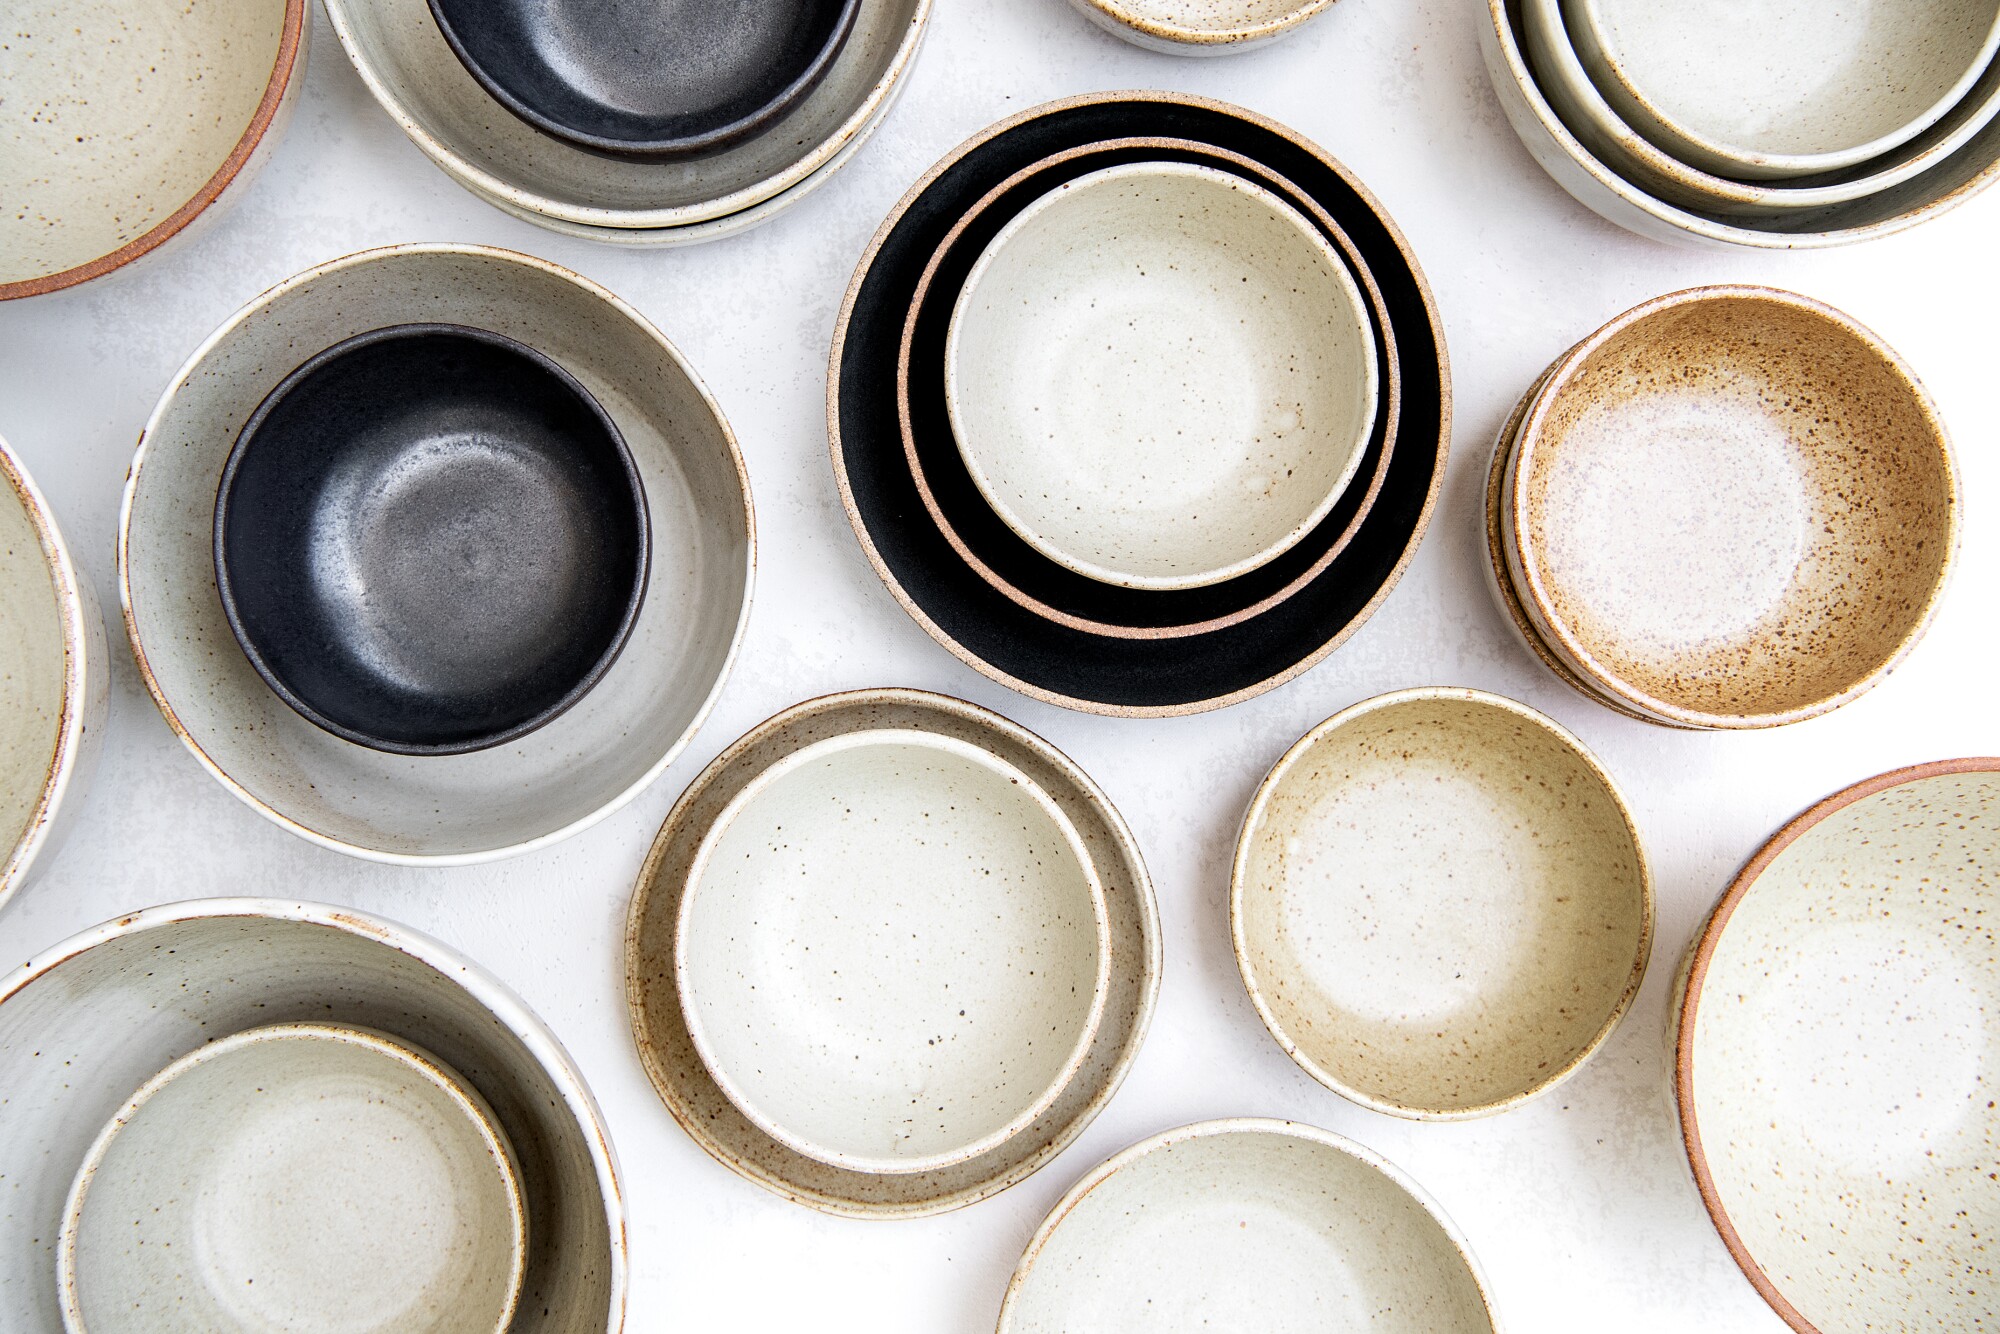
[4,0,1997,1329]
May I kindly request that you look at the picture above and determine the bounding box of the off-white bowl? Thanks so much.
[1065,0,1337,55]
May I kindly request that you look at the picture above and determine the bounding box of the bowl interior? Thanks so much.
[1085,0,1323,39]
[0,473,67,865]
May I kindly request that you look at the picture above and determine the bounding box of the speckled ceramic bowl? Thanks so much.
[0,901,625,1334]
[626,689,1161,1217]
[1066,0,1337,55]
[996,1120,1499,1332]
[1234,688,1652,1118]
[1677,759,2000,1334]
[120,245,753,863]
[59,1023,527,1334]
[0,0,306,299]
[1501,287,1957,730]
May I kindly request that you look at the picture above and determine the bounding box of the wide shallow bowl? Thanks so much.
[59,1023,527,1334]
[626,689,1161,1217]
[832,92,1448,716]
[997,1119,1499,1331]
[946,161,1377,592]
[1066,0,1336,54]
[0,901,625,1334]
[1678,760,2000,1334]
[0,0,306,299]
[1502,286,1957,730]
[1234,688,1652,1117]
[122,245,753,863]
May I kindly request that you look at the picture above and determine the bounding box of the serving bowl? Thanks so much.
[60,1023,527,1334]
[1066,0,1336,55]
[0,0,307,299]
[1678,759,2000,1334]
[122,245,753,863]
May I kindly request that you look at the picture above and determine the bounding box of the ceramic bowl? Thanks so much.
[0,0,306,299]
[0,436,108,914]
[1677,759,2000,1334]
[59,1023,527,1334]
[214,322,649,756]
[676,727,1111,1175]
[122,245,753,863]
[1502,286,1957,730]
[626,689,1161,1217]
[831,92,1449,716]
[997,1119,1499,1332]
[0,901,625,1334]
[1066,0,1336,55]
[945,162,1378,592]
[1234,688,1652,1118]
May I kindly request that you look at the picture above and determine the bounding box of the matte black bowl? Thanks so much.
[215,323,650,755]
[427,0,864,161]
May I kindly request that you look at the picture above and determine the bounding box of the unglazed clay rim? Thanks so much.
[117,243,757,866]
[671,726,1114,1176]
[831,89,1451,718]
[1673,757,2000,1334]
[0,0,308,301]
[1229,686,1655,1120]
[56,1021,529,1334]
[1075,0,1335,46]
[993,1118,1504,1332]
[1507,284,1960,729]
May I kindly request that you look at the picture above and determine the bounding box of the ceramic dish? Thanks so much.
[121,245,753,863]
[1234,688,1652,1118]
[59,1023,527,1334]
[0,0,307,299]
[996,1119,1499,1332]
[945,161,1378,591]
[0,901,624,1334]
[1677,759,2000,1334]
[1066,0,1336,55]
[832,92,1448,716]
[0,436,108,914]
[626,689,1161,1217]
[1502,286,1957,730]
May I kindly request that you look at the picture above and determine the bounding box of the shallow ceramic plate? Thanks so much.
[1066,0,1336,54]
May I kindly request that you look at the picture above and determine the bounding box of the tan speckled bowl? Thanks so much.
[1066,0,1337,54]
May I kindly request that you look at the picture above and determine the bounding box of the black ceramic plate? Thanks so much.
[216,323,650,755]
[428,0,863,160]
[831,93,1449,716]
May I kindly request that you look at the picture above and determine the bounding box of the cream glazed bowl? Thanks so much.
[1066,0,1337,55]
[946,161,1378,592]
[59,1023,528,1334]
[1677,759,2000,1334]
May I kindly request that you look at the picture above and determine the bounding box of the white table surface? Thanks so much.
[5,0,1996,1329]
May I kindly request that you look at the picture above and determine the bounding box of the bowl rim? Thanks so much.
[1073,0,1335,46]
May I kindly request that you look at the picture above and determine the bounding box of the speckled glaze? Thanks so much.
[0,0,306,299]
[0,901,626,1334]
[996,1120,1500,1332]
[946,162,1377,592]
[1233,689,1652,1118]
[1066,0,1336,55]
[120,245,754,863]
[626,690,1161,1217]
[1504,287,1957,730]
[59,1023,527,1334]
[1677,760,2000,1334]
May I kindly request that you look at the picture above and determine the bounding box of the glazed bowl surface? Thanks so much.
[1065,0,1335,54]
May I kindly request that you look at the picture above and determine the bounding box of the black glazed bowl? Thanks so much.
[831,92,1450,716]
[427,0,864,161]
[215,323,650,755]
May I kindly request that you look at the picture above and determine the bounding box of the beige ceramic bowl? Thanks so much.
[0,0,306,299]
[1066,0,1337,54]
[1678,759,2000,1334]
[1234,688,1652,1118]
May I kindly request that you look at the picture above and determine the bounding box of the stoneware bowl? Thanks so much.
[0,901,625,1334]
[214,323,649,756]
[626,689,1161,1217]
[121,245,753,863]
[0,436,108,914]
[59,1023,528,1334]
[945,161,1378,592]
[1234,688,1652,1117]
[1677,759,2000,1334]
[1502,286,1957,730]
[997,1119,1499,1332]
[1065,0,1337,55]
[676,727,1112,1175]
[0,0,307,299]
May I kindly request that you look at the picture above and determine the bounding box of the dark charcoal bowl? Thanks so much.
[427,0,863,161]
[215,323,650,755]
